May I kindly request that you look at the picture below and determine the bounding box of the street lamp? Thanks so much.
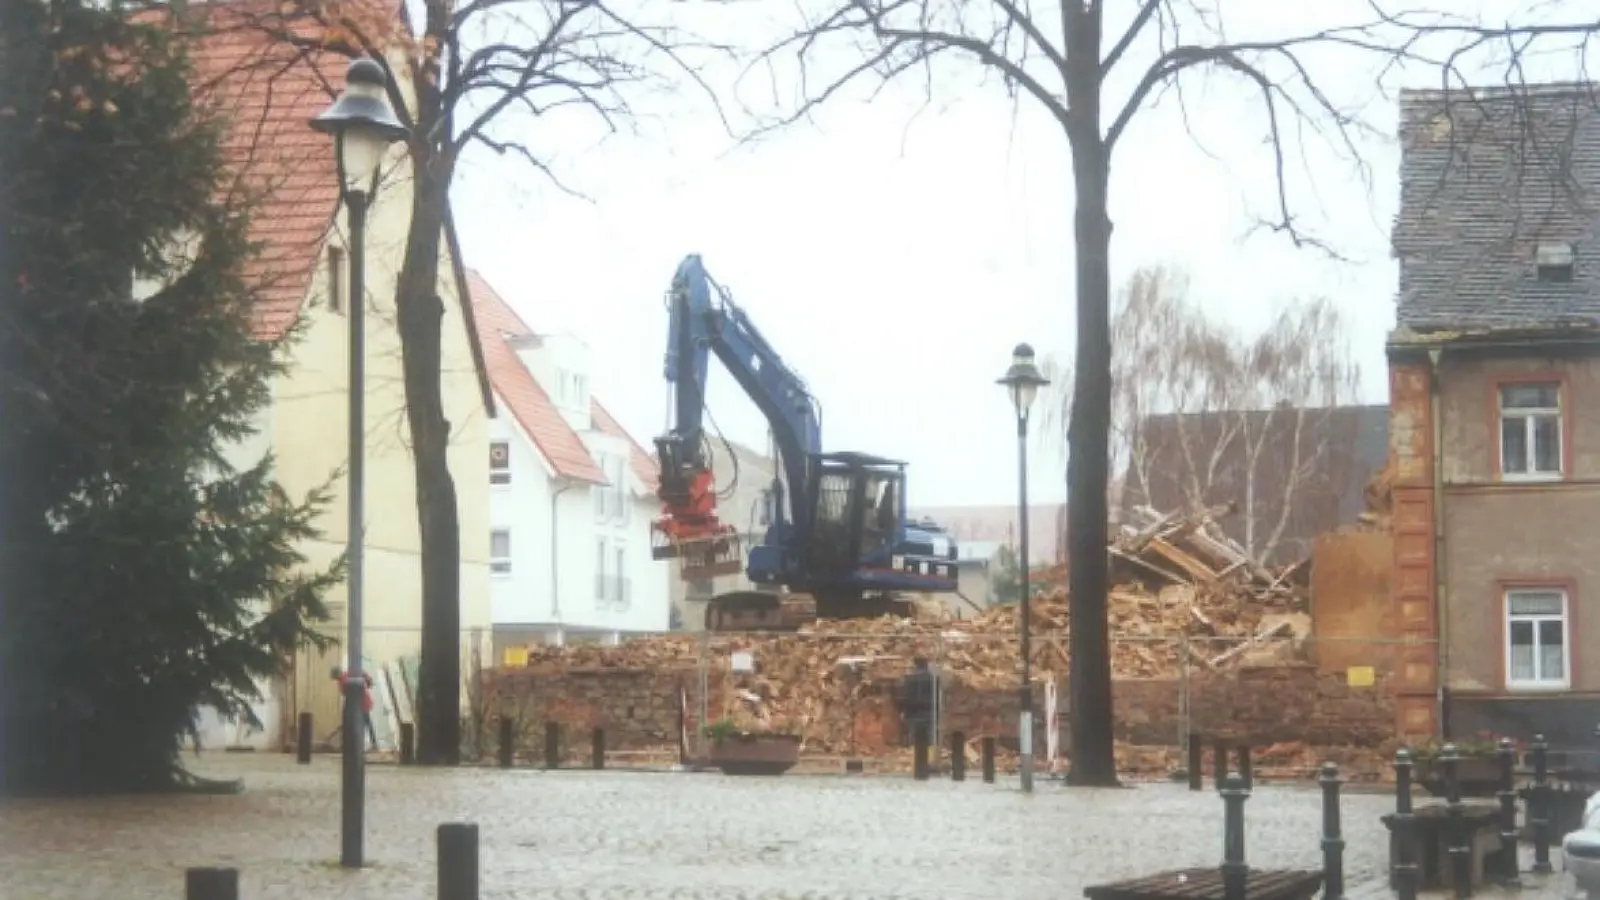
[997,342,1049,794]
[310,56,407,870]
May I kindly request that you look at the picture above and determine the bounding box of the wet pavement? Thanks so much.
[0,755,1424,899]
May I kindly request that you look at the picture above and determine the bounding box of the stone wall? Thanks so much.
[481,662,1395,763]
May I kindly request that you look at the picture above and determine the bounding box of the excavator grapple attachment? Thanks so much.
[651,520,743,581]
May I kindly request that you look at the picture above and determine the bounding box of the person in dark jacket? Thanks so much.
[898,657,935,747]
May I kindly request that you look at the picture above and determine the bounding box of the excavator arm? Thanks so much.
[651,254,820,582]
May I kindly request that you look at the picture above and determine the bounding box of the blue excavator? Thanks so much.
[649,254,959,631]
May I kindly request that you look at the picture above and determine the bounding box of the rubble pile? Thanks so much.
[491,506,1321,754]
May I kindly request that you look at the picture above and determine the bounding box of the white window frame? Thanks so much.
[1498,382,1563,482]
[595,536,609,603]
[489,440,511,487]
[1504,587,1571,691]
[614,542,628,609]
[490,528,512,577]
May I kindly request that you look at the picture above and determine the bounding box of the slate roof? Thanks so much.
[1396,83,1600,332]
[466,270,658,490]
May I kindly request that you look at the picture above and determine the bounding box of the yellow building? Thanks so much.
[184,9,493,749]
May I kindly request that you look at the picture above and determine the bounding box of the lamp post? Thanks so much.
[310,56,407,870]
[997,343,1049,794]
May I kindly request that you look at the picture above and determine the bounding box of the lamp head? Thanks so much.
[996,342,1050,415]
[310,57,407,192]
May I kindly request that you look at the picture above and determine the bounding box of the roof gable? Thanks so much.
[591,399,659,492]
[1396,84,1600,332]
[467,270,606,484]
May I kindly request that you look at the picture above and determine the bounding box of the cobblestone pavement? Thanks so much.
[1,755,1412,900]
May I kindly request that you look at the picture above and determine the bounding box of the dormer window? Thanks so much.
[1536,242,1574,283]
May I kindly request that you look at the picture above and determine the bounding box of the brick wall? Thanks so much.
[481,662,1394,762]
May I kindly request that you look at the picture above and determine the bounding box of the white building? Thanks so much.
[468,271,669,656]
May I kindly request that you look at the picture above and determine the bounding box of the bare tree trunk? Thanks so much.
[395,151,461,765]
[1064,10,1117,784]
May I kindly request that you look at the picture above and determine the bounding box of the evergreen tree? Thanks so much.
[0,0,342,795]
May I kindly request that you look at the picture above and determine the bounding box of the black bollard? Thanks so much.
[1320,762,1346,900]
[399,721,415,765]
[1532,734,1552,873]
[981,736,996,783]
[1188,732,1204,791]
[951,731,966,782]
[497,716,514,769]
[913,722,930,781]
[591,727,604,770]
[1239,745,1254,790]
[1496,737,1521,886]
[1220,773,1250,900]
[544,721,560,770]
[1393,749,1419,900]
[437,822,479,900]
[1213,738,1229,787]
[296,711,312,764]
[185,867,239,900]
[1442,744,1472,898]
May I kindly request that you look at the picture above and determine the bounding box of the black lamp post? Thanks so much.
[997,342,1049,793]
[310,56,407,870]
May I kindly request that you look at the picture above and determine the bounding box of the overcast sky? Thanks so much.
[447,0,1575,507]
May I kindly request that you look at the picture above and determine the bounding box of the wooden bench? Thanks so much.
[1380,800,1501,891]
[1084,867,1323,900]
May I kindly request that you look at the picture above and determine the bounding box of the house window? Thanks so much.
[1499,382,1563,479]
[490,529,512,576]
[489,441,511,486]
[327,246,346,313]
[1505,588,1570,690]
[614,543,629,609]
[594,536,608,602]
[1536,242,1575,283]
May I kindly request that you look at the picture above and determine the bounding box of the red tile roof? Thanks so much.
[466,270,606,485]
[161,1,492,411]
[179,2,348,341]
[592,399,660,493]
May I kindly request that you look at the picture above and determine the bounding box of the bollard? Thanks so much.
[1213,738,1228,787]
[913,722,930,781]
[399,721,415,766]
[437,822,479,900]
[1496,737,1521,886]
[544,721,559,770]
[497,716,514,769]
[1187,732,1203,791]
[1532,734,1552,873]
[185,867,239,900]
[1220,773,1250,900]
[951,731,966,782]
[981,736,996,783]
[591,727,604,770]
[1238,745,1254,790]
[1442,744,1472,899]
[296,711,312,764]
[1393,749,1419,900]
[1320,762,1346,900]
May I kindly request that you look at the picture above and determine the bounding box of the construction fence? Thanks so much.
[477,630,1431,781]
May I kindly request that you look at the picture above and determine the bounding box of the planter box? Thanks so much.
[1416,756,1501,798]
[705,734,801,776]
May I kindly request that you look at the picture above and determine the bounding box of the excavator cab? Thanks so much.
[649,434,743,581]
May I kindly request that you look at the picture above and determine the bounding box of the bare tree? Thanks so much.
[191,0,721,764]
[737,0,1440,784]
[1073,269,1362,563]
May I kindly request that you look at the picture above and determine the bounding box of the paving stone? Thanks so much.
[0,756,1405,900]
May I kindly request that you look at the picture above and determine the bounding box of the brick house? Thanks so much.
[1389,83,1600,744]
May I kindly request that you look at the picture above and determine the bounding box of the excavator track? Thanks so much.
[703,591,914,632]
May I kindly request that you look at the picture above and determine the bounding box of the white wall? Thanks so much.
[489,400,670,640]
